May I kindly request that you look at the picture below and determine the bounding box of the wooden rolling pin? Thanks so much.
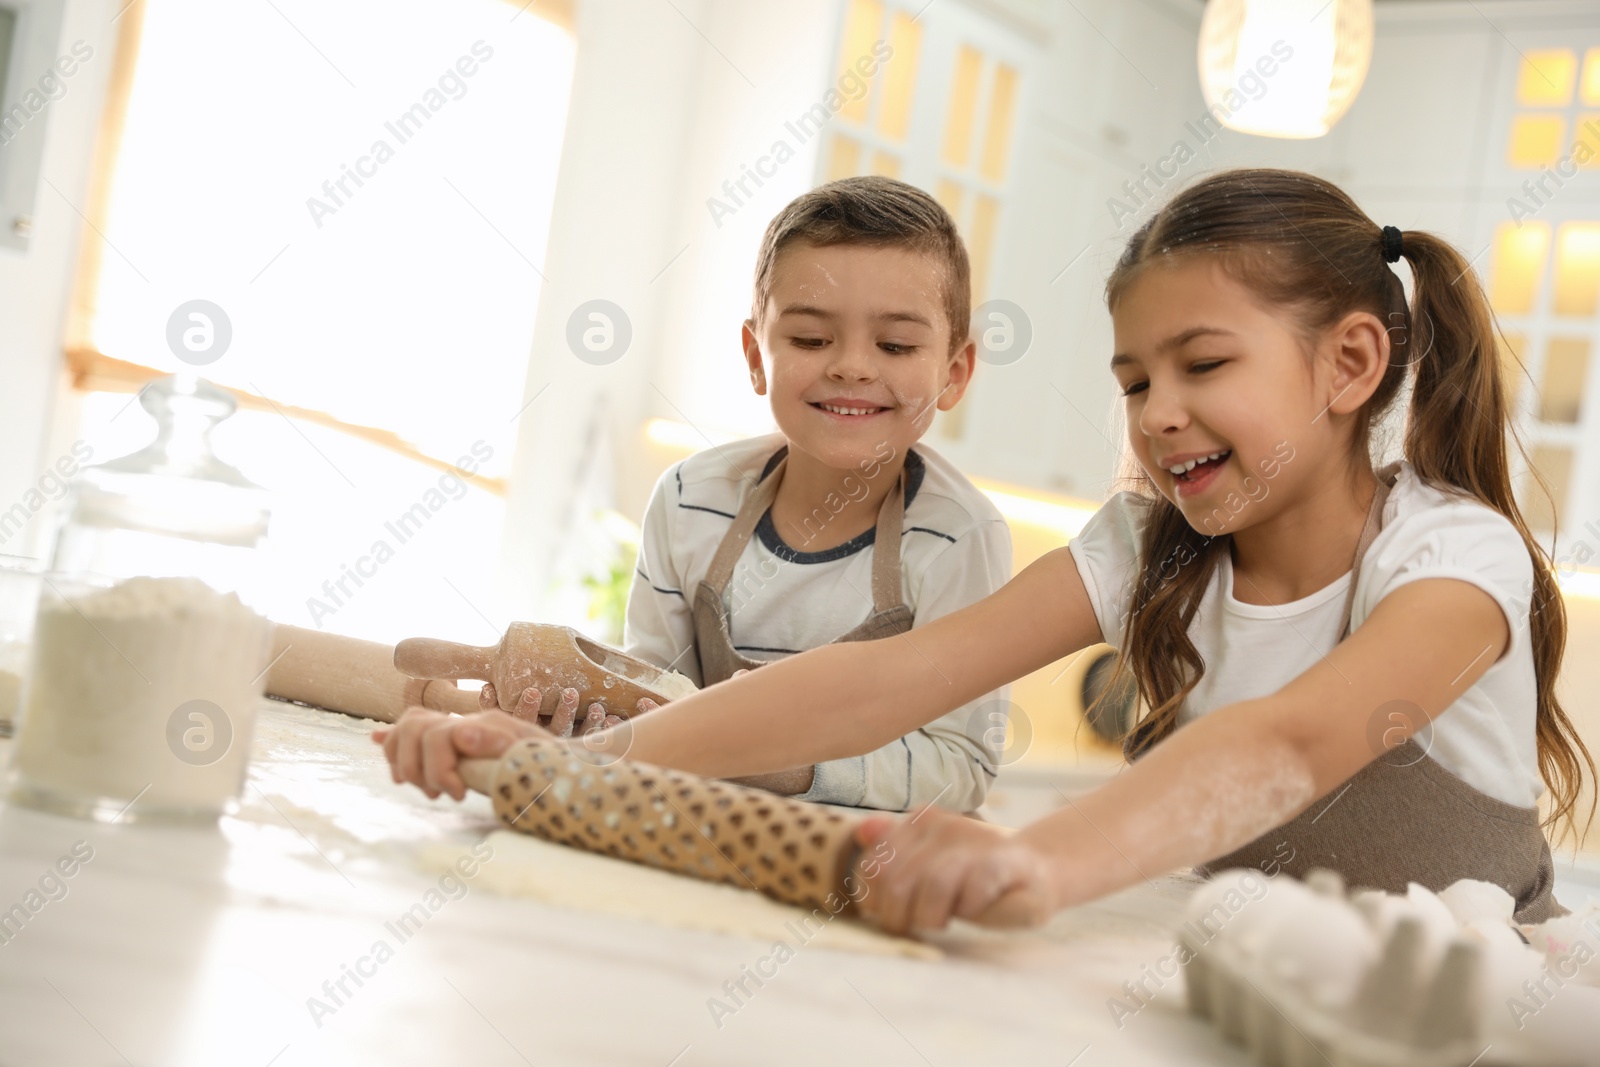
[395,623,686,718]
[453,740,1049,928]
[265,624,481,723]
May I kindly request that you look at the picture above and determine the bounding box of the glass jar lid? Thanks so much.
[57,375,270,553]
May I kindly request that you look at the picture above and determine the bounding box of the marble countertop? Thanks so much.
[0,699,1247,1067]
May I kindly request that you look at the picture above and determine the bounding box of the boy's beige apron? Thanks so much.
[1132,461,1565,923]
[691,456,914,686]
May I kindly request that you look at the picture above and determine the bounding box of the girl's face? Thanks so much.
[1110,257,1348,535]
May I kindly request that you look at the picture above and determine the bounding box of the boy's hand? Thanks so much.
[852,809,1057,935]
[480,682,655,735]
[371,706,547,802]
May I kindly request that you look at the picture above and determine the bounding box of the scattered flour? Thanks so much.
[590,646,698,702]
[11,576,271,815]
[648,669,699,701]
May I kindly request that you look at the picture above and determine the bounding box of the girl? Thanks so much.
[379,168,1593,934]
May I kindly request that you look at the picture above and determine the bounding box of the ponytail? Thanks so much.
[1399,232,1594,843]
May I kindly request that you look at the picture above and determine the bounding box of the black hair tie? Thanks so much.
[1381,225,1404,263]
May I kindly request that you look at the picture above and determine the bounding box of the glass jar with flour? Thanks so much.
[0,554,43,739]
[8,376,274,821]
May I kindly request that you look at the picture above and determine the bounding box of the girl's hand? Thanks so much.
[853,808,1059,935]
[371,706,547,801]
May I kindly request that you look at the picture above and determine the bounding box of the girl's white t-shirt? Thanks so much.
[1067,461,1543,808]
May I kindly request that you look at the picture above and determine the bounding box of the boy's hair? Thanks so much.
[1094,167,1594,844]
[751,176,971,354]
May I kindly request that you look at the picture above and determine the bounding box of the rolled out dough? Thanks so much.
[422,830,939,960]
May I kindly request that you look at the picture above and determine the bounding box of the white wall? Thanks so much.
[0,0,118,560]
[494,0,840,617]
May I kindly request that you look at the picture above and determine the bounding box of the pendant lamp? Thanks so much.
[1197,0,1374,139]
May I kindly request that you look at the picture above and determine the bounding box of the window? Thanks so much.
[66,0,575,641]
[1494,46,1600,543]
[822,0,1027,440]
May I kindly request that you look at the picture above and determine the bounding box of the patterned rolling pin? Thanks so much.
[458,740,1047,925]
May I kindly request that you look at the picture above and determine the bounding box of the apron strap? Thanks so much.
[702,453,909,618]
[1336,461,1403,641]
[701,457,785,594]
[867,466,908,616]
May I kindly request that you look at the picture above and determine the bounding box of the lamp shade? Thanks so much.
[1198,0,1374,139]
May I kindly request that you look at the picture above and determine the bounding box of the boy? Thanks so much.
[383,176,1011,813]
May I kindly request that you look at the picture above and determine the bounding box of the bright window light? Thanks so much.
[77,0,576,642]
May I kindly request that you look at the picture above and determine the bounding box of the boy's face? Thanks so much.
[743,241,975,472]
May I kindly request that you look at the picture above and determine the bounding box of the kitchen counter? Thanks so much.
[0,699,1246,1066]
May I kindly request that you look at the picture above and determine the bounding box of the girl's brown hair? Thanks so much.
[1093,167,1594,843]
